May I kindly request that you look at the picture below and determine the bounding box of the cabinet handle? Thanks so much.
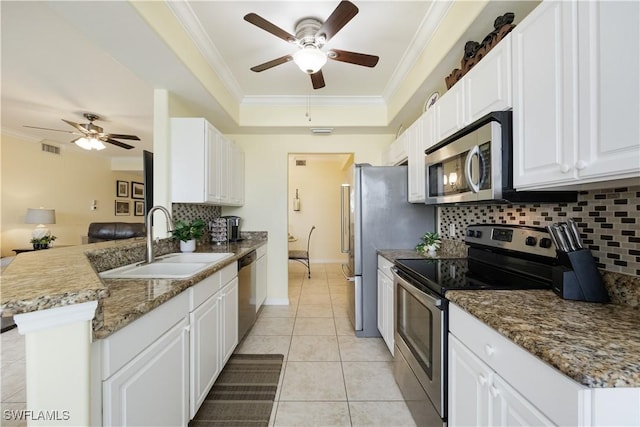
[484,344,495,356]
[478,374,488,385]
[490,385,500,398]
[184,325,191,332]
[560,164,571,173]
[575,160,588,170]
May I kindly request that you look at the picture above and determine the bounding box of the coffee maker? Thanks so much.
[222,216,242,242]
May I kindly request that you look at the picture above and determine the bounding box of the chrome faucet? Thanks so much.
[146,205,174,264]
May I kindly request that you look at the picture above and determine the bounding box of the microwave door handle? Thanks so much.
[465,145,481,193]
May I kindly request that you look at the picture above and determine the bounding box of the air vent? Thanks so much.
[296,160,307,166]
[41,143,60,155]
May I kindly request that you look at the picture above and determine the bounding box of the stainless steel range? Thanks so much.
[392,224,561,426]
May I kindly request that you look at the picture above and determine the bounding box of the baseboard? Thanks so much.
[263,298,290,306]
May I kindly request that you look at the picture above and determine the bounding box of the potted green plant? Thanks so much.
[30,235,57,250]
[172,219,206,252]
[416,232,441,255]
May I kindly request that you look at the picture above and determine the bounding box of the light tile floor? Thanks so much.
[0,262,416,427]
[235,262,416,427]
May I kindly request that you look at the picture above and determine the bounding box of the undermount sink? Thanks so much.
[99,252,234,279]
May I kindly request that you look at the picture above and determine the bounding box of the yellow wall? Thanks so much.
[288,155,352,263]
[0,134,143,257]
[222,133,390,304]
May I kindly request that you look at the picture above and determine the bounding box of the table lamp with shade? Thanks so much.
[25,208,56,249]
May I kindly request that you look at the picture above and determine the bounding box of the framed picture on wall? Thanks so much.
[116,180,129,198]
[131,181,144,200]
[134,200,145,216]
[115,200,130,216]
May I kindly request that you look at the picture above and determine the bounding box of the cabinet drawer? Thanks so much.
[377,255,394,279]
[449,303,588,426]
[256,244,267,259]
[220,261,237,285]
[190,271,221,310]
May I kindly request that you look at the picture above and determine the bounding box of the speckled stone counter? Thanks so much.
[1,233,267,340]
[378,239,467,262]
[447,290,640,388]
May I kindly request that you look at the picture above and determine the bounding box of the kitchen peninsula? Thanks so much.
[0,234,267,426]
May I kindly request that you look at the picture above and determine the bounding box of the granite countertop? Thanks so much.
[1,233,267,340]
[447,290,640,388]
[379,240,468,262]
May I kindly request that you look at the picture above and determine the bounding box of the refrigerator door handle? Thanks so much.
[340,184,351,253]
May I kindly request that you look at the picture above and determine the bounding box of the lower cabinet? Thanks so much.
[221,277,238,365]
[255,245,267,312]
[376,256,394,355]
[449,335,552,427]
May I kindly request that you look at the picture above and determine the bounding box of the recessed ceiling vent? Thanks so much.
[41,143,60,155]
[296,160,307,166]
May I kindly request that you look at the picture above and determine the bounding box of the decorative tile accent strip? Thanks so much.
[438,186,640,276]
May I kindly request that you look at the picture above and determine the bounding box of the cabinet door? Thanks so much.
[490,374,554,427]
[256,254,267,312]
[221,277,239,365]
[377,269,385,340]
[448,335,492,427]
[465,35,512,123]
[190,295,221,418]
[576,1,640,181]
[383,274,394,355]
[103,318,189,427]
[171,118,207,203]
[217,134,231,203]
[407,116,425,203]
[512,1,579,189]
[435,80,465,142]
[206,125,221,203]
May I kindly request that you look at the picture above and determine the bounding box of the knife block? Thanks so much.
[552,249,609,303]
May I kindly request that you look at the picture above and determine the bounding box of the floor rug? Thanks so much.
[189,354,284,427]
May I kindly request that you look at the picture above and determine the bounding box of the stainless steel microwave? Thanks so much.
[424,111,576,205]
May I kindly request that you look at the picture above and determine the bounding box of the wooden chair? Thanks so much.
[288,226,316,278]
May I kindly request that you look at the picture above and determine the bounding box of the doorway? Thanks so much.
[287,153,353,276]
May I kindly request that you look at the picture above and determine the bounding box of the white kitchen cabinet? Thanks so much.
[449,335,553,427]
[408,109,436,203]
[102,297,189,426]
[256,244,267,312]
[221,277,238,365]
[383,132,409,166]
[513,1,640,189]
[435,79,465,143]
[464,35,512,123]
[376,255,394,355]
[171,118,245,206]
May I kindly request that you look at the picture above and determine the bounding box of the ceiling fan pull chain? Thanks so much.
[306,96,312,122]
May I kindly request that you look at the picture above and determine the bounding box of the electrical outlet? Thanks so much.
[449,223,456,237]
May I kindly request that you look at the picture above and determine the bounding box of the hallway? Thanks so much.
[234,262,416,426]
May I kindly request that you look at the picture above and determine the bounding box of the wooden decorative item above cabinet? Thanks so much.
[446,12,516,89]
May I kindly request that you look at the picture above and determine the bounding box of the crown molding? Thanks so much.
[241,95,386,107]
[382,1,453,100]
[165,1,244,103]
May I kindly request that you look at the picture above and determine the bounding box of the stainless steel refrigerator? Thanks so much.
[340,164,435,337]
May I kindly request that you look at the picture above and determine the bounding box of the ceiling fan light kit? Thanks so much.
[74,136,106,151]
[244,0,378,90]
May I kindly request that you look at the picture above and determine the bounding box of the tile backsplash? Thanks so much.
[438,186,640,276]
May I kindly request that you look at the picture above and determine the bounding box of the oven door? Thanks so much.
[425,117,503,205]
[392,267,446,423]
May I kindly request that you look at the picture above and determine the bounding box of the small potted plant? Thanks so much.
[30,235,57,250]
[172,219,206,253]
[416,232,441,256]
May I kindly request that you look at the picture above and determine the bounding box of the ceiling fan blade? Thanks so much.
[316,1,358,42]
[105,138,134,150]
[250,55,293,72]
[23,125,78,134]
[328,49,379,67]
[310,70,326,90]
[61,119,90,134]
[244,13,296,43]
[107,133,141,141]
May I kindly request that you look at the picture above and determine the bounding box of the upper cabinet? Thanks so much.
[171,118,245,206]
[408,110,435,203]
[513,1,640,189]
[382,132,409,166]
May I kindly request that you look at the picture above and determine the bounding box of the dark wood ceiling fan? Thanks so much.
[24,113,140,150]
[244,0,379,89]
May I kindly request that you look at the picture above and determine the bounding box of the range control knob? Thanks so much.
[539,237,553,248]
[467,229,475,237]
[474,230,483,238]
[525,236,537,246]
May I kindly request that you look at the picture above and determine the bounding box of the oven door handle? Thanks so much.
[391,267,444,310]
[465,145,481,193]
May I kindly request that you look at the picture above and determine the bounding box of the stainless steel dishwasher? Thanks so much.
[237,250,257,340]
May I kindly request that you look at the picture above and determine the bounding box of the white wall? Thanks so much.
[288,155,352,263]
[0,133,143,257]
[222,134,390,305]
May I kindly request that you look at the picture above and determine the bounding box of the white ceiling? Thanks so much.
[0,1,539,159]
